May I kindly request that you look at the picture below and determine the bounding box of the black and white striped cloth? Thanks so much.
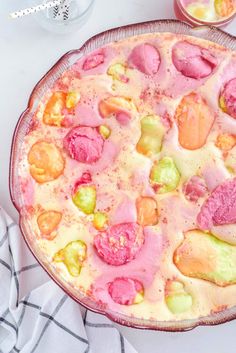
[0,207,137,353]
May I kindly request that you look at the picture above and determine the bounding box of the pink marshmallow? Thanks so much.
[82,53,105,71]
[63,126,104,164]
[94,223,144,266]
[128,43,161,75]
[172,41,217,79]
[183,176,207,202]
[197,178,236,230]
[220,78,236,119]
[108,277,143,305]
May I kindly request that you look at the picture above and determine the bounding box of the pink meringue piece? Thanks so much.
[128,43,161,75]
[63,126,104,164]
[197,178,236,230]
[172,41,217,79]
[94,222,144,266]
[183,176,207,202]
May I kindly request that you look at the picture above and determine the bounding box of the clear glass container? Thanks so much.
[174,0,236,28]
[27,0,95,34]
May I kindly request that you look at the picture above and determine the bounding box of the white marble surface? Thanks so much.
[1,0,236,352]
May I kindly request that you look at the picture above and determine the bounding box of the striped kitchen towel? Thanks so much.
[0,207,137,353]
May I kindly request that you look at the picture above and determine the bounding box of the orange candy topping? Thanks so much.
[37,210,62,239]
[136,196,158,226]
[214,0,234,18]
[175,93,215,150]
[215,133,236,151]
[28,141,65,183]
[43,91,80,126]
[43,92,67,126]
[99,96,136,118]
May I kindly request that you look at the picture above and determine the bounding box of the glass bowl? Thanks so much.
[27,0,95,34]
[10,19,236,331]
[174,0,236,28]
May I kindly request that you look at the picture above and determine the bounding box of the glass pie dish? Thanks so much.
[10,19,236,331]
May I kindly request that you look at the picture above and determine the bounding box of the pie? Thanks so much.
[17,32,236,321]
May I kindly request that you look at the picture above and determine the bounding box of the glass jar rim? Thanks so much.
[175,0,236,26]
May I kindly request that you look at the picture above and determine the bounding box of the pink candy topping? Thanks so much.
[82,53,105,71]
[63,126,104,164]
[197,178,236,230]
[108,277,143,305]
[172,41,217,79]
[183,176,207,202]
[94,222,144,266]
[220,78,236,119]
[128,43,161,75]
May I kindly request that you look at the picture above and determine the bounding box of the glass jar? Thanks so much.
[27,0,95,34]
[174,0,236,28]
